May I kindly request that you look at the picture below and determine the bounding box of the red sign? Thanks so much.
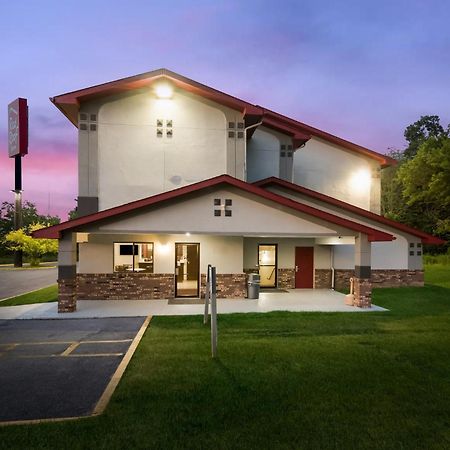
[8,98,28,157]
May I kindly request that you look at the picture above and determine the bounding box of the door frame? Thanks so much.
[174,242,200,298]
[257,243,278,288]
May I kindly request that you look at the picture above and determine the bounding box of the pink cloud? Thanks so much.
[0,139,77,220]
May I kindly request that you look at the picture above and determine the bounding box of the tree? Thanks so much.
[3,223,58,266]
[403,115,448,160]
[397,137,450,239]
[68,206,78,220]
[0,201,60,240]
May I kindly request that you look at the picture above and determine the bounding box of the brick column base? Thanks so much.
[353,277,372,308]
[58,279,77,312]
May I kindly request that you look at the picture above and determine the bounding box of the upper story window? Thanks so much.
[113,242,154,273]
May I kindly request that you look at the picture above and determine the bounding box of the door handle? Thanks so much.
[295,265,299,272]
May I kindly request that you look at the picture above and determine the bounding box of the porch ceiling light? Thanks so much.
[155,82,173,99]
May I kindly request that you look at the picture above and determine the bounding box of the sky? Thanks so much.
[1,0,449,219]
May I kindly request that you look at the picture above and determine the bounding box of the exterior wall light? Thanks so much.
[350,169,371,190]
[155,83,173,99]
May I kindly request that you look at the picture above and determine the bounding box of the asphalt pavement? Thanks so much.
[0,317,146,422]
[0,262,57,300]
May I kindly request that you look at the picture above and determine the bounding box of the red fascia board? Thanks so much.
[262,110,397,168]
[262,117,311,148]
[51,68,396,167]
[254,177,446,245]
[51,69,264,126]
[33,175,393,242]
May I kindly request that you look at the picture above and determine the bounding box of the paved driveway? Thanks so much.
[0,263,57,300]
[0,317,147,422]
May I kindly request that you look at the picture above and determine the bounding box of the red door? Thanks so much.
[295,247,314,288]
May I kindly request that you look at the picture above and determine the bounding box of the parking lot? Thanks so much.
[0,317,148,423]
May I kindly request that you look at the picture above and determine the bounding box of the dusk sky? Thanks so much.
[1,0,449,219]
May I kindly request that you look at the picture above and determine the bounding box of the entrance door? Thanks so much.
[295,247,314,288]
[258,244,277,288]
[175,243,200,297]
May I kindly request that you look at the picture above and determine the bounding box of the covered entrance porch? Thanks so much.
[33,175,394,313]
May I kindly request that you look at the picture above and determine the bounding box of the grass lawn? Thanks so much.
[0,285,57,307]
[0,266,449,449]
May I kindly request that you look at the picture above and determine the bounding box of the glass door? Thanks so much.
[258,244,277,288]
[175,243,200,297]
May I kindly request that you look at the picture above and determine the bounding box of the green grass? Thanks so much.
[0,284,57,307]
[0,266,449,449]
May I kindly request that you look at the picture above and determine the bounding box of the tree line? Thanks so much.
[381,115,449,253]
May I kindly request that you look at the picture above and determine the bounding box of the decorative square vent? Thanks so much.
[79,123,88,131]
[90,124,97,132]
[228,122,235,129]
[237,131,244,139]
[280,144,286,150]
[79,112,88,122]
[228,131,235,138]
[157,128,163,138]
[156,119,163,127]
[166,129,173,138]
[90,114,97,122]
[237,122,244,129]
[166,119,173,127]
[214,198,233,217]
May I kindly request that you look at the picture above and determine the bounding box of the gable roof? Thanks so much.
[51,68,395,167]
[254,177,445,245]
[33,175,394,242]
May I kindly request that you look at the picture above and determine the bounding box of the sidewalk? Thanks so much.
[0,290,387,319]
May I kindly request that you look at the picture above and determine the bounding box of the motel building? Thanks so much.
[34,69,444,312]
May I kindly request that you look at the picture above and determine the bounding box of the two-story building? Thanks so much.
[34,69,444,312]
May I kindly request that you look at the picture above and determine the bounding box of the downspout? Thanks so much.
[244,120,263,180]
[330,246,335,290]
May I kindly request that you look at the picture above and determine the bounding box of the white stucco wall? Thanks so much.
[267,185,421,270]
[79,88,247,210]
[96,187,344,237]
[246,127,294,182]
[79,234,243,274]
[294,136,381,212]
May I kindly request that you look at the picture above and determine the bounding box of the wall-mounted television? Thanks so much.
[120,244,138,255]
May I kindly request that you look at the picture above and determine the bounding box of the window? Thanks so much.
[114,242,154,273]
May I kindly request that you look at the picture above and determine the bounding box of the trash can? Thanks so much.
[247,273,260,299]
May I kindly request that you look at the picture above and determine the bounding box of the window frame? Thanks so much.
[113,241,154,273]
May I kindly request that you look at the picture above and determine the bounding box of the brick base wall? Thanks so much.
[277,269,295,289]
[353,277,372,308]
[76,273,174,300]
[58,279,77,312]
[314,269,332,289]
[332,269,424,291]
[201,273,247,298]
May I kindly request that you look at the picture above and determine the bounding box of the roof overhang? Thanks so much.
[33,175,394,242]
[254,177,446,245]
[51,68,395,166]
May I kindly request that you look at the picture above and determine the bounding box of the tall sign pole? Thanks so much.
[8,98,28,267]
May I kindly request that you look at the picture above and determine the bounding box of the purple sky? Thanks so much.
[1,0,449,219]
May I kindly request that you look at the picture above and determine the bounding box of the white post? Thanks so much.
[203,264,211,325]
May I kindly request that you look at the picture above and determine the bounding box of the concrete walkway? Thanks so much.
[0,290,387,319]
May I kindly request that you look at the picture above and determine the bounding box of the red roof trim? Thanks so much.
[51,68,394,166]
[33,175,394,242]
[262,109,397,168]
[254,177,445,245]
